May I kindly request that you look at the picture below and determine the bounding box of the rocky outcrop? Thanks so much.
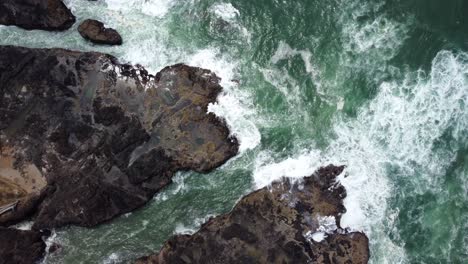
[0,0,75,31]
[136,165,370,264]
[0,45,238,230]
[0,227,46,264]
[78,19,123,45]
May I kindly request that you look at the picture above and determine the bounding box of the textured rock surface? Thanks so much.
[78,19,123,45]
[0,227,46,264]
[0,45,238,230]
[0,147,46,207]
[0,0,75,30]
[136,165,369,264]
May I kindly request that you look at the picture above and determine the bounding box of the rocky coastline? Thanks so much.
[0,1,370,263]
[136,165,369,264]
[0,45,238,262]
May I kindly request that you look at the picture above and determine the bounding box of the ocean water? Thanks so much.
[0,0,467,263]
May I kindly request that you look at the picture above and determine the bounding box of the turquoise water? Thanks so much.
[1,0,467,263]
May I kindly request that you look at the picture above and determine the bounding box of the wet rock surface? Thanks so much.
[78,19,123,45]
[0,45,238,230]
[0,0,75,31]
[136,165,369,264]
[0,227,46,264]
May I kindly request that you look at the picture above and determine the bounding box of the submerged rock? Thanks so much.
[78,19,123,45]
[0,227,46,264]
[0,0,75,31]
[0,45,238,230]
[136,165,369,264]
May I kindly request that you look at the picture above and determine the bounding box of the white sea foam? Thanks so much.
[208,2,251,42]
[265,41,332,111]
[261,67,302,106]
[104,0,129,11]
[141,0,176,18]
[103,252,121,264]
[342,16,408,60]
[253,50,468,262]
[12,221,33,230]
[309,231,326,242]
[187,49,261,152]
[304,216,338,243]
[105,0,175,18]
[316,215,338,233]
[254,150,322,188]
[174,215,215,235]
[337,0,410,88]
[271,41,318,76]
[45,231,58,251]
[209,3,240,23]
[270,41,322,95]
[41,230,60,263]
[154,171,192,198]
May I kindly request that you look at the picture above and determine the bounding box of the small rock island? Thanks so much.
[78,19,123,45]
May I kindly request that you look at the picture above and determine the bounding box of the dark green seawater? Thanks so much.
[1,0,467,263]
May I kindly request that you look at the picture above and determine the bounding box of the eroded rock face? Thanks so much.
[0,45,238,230]
[136,165,370,264]
[78,19,123,45]
[0,0,75,31]
[0,227,46,264]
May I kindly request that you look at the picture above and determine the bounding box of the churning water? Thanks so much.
[1,0,467,263]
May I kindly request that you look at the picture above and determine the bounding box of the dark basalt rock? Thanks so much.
[78,19,123,45]
[0,0,75,31]
[0,227,46,264]
[136,165,370,264]
[0,45,238,230]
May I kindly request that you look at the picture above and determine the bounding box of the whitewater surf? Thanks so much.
[0,0,466,263]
